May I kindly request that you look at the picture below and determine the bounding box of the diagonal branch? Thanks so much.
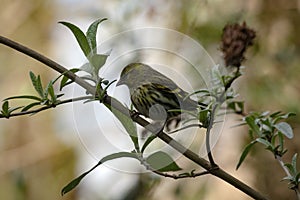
[0,35,268,200]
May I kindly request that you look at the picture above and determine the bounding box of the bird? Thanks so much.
[116,63,199,126]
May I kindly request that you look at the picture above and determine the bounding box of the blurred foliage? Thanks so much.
[0,0,76,200]
[1,0,300,200]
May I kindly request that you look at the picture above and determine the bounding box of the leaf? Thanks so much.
[292,153,298,171]
[8,106,23,114]
[80,63,93,74]
[244,115,260,136]
[141,135,157,153]
[44,80,52,100]
[236,140,257,170]
[184,89,210,100]
[284,163,294,175]
[3,95,42,102]
[61,171,88,196]
[29,72,44,98]
[61,152,138,196]
[90,54,108,74]
[100,151,139,163]
[273,112,296,123]
[275,122,294,139]
[146,151,181,172]
[1,101,10,117]
[104,100,139,152]
[198,109,210,127]
[21,102,41,112]
[2,101,9,113]
[256,138,272,147]
[59,21,91,58]
[270,111,282,118]
[60,68,80,91]
[46,81,56,103]
[86,18,107,55]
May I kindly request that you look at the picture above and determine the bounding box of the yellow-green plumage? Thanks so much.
[116,63,197,121]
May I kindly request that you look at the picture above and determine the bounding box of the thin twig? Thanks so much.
[276,155,300,200]
[0,35,269,200]
[205,68,241,166]
[0,96,93,118]
[168,124,202,134]
[205,104,218,167]
[151,169,209,179]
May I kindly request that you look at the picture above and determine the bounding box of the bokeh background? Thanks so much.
[0,0,300,200]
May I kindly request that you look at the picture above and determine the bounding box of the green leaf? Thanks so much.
[3,95,42,102]
[21,102,41,112]
[146,151,181,172]
[184,89,210,100]
[244,115,260,136]
[90,54,108,74]
[61,151,138,196]
[284,163,294,175]
[270,111,282,118]
[256,138,272,147]
[273,112,296,123]
[100,151,139,163]
[228,101,244,113]
[236,140,257,170]
[104,100,139,152]
[292,153,298,171]
[61,170,88,196]
[8,106,23,113]
[44,81,52,100]
[1,101,10,117]
[2,101,9,113]
[29,72,44,98]
[275,122,293,139]
[60,68,80,91]
[80,63,93,74]
[45,81,56,103]
[86,18,107,55]
[59,21,91,58]
[198,109,210,127]
[141,135,157,153]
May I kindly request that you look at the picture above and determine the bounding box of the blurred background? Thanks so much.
[0,0,300,200]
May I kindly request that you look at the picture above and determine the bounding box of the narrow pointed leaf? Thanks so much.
[244,116,260,136]
[141,135,157,153]
[236,141,257,170]
[105,100,139,152]
[46,81,56,102]
[59,21,91,57]
[8,106,23,113]
[60,68,80,91]
[292,153,298,170]
[21,102,41,112]
[3,95,42,102]
[61,152,138,196]
[29,72,44,98]
[146,151,181,172]
[2,101,9,112]
[86,18,107,54]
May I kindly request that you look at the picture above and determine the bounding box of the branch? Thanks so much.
[205,104,218,166]
[150,169,209,179]
[0,96,93,118]
[276,155,300,199]
[0,35,268,200]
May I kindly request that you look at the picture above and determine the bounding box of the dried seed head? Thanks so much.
[221,22,256,68]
